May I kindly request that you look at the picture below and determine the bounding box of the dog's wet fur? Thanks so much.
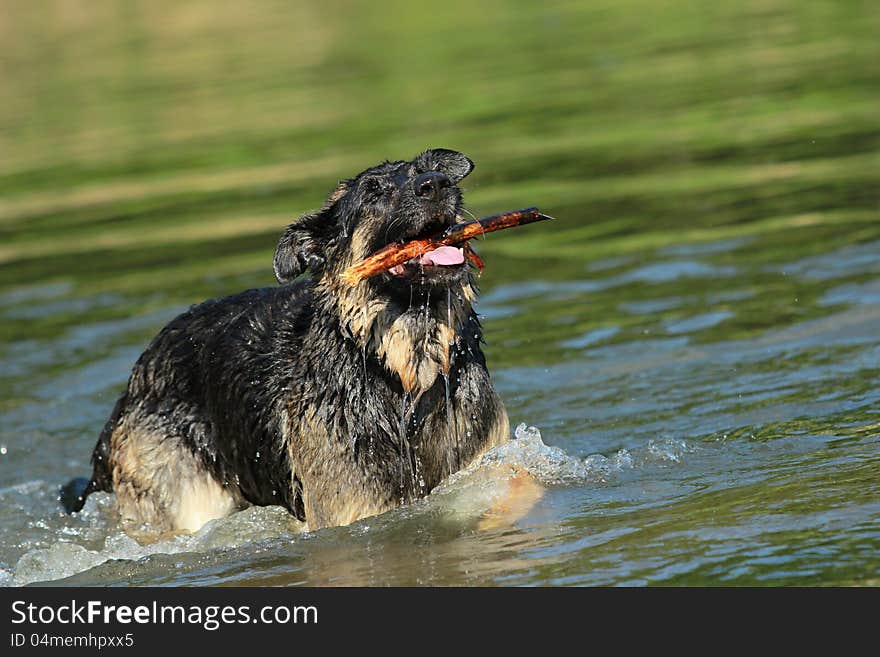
[61,149,510,533]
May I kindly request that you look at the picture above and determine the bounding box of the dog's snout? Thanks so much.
[414,171,450,201]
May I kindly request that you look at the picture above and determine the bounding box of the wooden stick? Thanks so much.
[341,207,550,285]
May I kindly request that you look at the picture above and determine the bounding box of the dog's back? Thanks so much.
[65,285,309,530]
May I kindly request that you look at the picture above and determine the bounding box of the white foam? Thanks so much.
[476,423,696,485]
[195,505,306,549]
[478,423,636,484]
[13,543,109,586]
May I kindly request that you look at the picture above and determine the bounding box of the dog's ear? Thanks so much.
[273,181,349,283]
[417,148,474,183]
[273,214,324,283]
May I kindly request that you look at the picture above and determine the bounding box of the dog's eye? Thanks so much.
[362,177,388,201]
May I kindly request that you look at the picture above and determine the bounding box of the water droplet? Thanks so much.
[447,287,452,328]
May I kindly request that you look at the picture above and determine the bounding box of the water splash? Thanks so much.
[397,393,422,502]
[476,423,695,485]
[442,372,459,470]
[14,543,117,586]
[360,307,369,380]
[399,394,407,503]
[6,492,305,586]
[9,492,195,586]
[422,289,431,353]
[3,423,696,586]
[446,287,452,329]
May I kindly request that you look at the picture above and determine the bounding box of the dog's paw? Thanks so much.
[475,466,544,531]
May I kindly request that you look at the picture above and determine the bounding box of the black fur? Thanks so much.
[62,148,507,531]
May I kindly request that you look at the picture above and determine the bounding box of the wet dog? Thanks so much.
[61,149,511,533]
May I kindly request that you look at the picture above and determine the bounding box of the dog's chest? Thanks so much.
[375,316,454,396]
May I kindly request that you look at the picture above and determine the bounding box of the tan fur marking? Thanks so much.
[487,404,511,450]
[321,181,349,209]
[461,283,476,304]
[316,216,464,397]
[437,323,454,373]
[287,415,396,530]
[347,219,378,266]
[110,421,243,533]
[379,327,419,391]
[174,476,242,532]
[374,317,455,395]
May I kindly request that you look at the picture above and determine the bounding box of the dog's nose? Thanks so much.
[414,171,450,200]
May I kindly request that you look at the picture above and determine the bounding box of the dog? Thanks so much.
[60,148,514,533]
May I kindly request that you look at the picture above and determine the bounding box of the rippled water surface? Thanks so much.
[1,1,879,586]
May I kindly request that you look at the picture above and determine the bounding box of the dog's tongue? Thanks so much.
[418,246,464,266]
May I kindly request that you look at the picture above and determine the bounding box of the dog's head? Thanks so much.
[274,148,475,291]
[274,149,482,393]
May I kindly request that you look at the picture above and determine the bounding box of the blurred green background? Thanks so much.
[2,0,877,309]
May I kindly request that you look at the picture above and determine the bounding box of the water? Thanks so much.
[1,0,879,586]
